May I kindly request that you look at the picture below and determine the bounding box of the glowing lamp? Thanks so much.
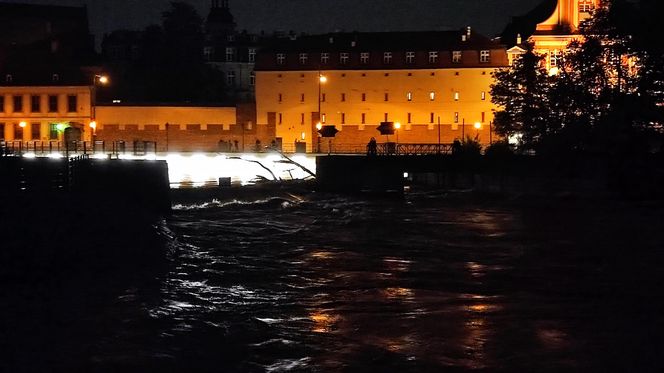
[19,121,27,128]
[301,132,306,140]
[394,122,402,130]
[316,122,323,130]
[319,75,327,83]
[548,67,559,76]
[56,123,65,131]
[97,75,109,84]
[89,121,97,129]
[474,122,482,129]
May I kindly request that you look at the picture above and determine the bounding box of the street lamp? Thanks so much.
[91,74,109,143]
[394,122,401,144]
[317,73,327,153]
[474,122,482,142]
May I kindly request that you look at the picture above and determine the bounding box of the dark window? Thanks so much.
[31,123,40,140]
[384,113,388,121]
[13,96,22,112]
[407,113,412,123]
[361,113,366,124]
[430,113,434,123]
[0,96,4,112]
[31,95,40,113]
[384,93,389,101]
[341,113,345,124]
[48,95,58,112]
[0,123,4,139]
[341,93,346,102]
[67,95,77,112]
[361,93,366,102]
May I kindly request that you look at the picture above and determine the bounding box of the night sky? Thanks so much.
[3,0,537,45]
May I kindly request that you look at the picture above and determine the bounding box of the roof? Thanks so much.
[260,29,503,53]
[500,0,558,45]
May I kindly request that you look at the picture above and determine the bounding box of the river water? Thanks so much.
[3,190,664,372]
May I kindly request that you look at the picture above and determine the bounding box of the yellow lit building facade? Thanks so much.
[255,30,508,152]
[0,85,93,144]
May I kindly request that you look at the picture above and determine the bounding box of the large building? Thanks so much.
[255,29,508,152]
[0,2,99,146]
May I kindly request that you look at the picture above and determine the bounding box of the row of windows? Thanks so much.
[275,70,488,79]
[5,73,61,83]
[277,112,487,125]
[205,47,257,62]
[0,95,78,114]
[276,50,491,65]
[225,71,256,86]
[0,123,61,140]
[276,91,487,103]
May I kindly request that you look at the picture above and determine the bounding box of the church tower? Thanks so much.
[206,0,236,40]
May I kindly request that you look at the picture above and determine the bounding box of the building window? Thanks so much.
[321,52,329,64]
[429,92,435,101]
[204,47,213,61]
[384,93,389,101]
[31,95,40,113]
[299,53,308,64]
[13,95,22,112]
[322,113,326,123]
[360,52,370,64]
[278,93,282,102]
[49,124,58,140]
[248,48,256,62]
[341,93,346,102]
[405,51,415,64]
[227,71,236,85]
[52,73,59,82]
[227,34,235,42]
[407,113,412,123]
[430,112,434,123]
[226,47,235,62]
[481,91,486,101]
[67,95,77,113]
[480,50,490,63]
[0,96,4,112]
[5,74,12,83]
[276,53,285,65]
[301,113,305,124]
[454,112,459,123]
[278,113,282,124]
[384,113,388,122]
[550,49,562,67]
[383,52,392,64]
[340,52,349,65]
[341,113,345,124]
[452,51,462,63]
[429,51,439,63]
[48,95,58,112]
[454,92,460,101]
[250,71,255,86]
[0,124,4,139]
[579,0,594,12]
[300,93,305,102]
[406,92,412,101]
[481,112,486,122]
[31,123,40,140]
[321,93,326,102]
[361,113,366,124]
[361,93,366,102]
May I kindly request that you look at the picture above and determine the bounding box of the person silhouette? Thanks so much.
[367,137,377,156]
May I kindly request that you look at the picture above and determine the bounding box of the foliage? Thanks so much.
[484,141,514,158]
[452,136,482,157]
[491,0,664,155]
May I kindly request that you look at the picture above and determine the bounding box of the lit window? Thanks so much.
[227,71,236,85]
[454,112,459,123]
[452,51,462,63]
[429,51,438,63]
[480,50,490,63]
[340,52,349,65]
[276,53,285,65]
[360,52,370,64]
[226,47,235,62]
[454,92,459,101]
[481,91,486,100]
[5,74,12,83]
[52,74,59,82]
[321,52,329,64]
[579,0,594,12]
[322,113,326,123]
[429,92,435,101]
[299,53,308,64]
[383,52,392,64]
[550,50,562,67]
[406,92,412,101]
[248,48,256,62]
[405,51,415,64]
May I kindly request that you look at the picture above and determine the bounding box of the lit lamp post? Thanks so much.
[316,74,327,153]
[474,122,482,142]
[91,74,109,145]
[18,121,27,154]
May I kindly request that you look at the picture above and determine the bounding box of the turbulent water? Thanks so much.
[3,190,664,372]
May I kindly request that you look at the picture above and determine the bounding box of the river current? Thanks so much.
[3,190,664,372]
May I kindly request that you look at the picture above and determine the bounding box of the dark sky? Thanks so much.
[4,0,538,43]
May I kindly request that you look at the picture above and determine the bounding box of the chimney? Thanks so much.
[516,33,522,44]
